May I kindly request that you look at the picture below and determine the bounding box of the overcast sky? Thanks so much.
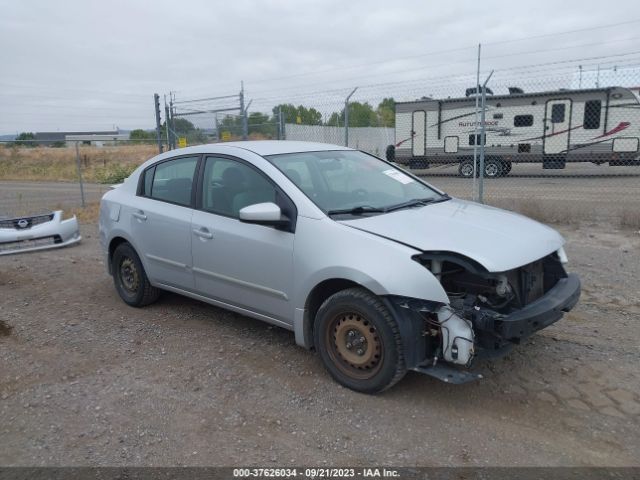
[1,0,639,134]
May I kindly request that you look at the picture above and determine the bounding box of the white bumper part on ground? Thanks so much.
[0,210,81,255]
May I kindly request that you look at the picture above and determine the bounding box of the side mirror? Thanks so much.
[239,202,290,227]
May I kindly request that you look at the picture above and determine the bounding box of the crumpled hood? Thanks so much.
[338,198,565,272]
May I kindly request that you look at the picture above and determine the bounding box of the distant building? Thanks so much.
[34,130,128,146]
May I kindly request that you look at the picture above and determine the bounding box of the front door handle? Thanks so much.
[193,228,213,240]
[132,211,147,221]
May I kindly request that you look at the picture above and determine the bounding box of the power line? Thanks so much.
[188,18,640,92]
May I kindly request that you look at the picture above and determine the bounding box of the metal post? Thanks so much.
[164,95,170,149]
[214,113,219,142]
[239,81,247,140]
[279,108,285,140]
[478,69,494,204]
[243,99,252,140]
[153,93,163,154]
[277,107,282,140]
[344,87,358,147]
[169,93,176,149]
[74,141,86,208]
[472,44,481,201]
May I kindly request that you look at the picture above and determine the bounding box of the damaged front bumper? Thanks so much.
[385,272,581,384]
[0,210,81,255]
[473,273,581,352]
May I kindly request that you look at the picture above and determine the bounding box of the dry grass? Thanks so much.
[487,198,586,225]
[0,144,156,183]
[64,202,101,224]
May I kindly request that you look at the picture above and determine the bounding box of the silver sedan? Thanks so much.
[99,141,580,392]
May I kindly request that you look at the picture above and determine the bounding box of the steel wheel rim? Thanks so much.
[119,257,139,294]
[326,312,383,380]
[461,163,474,177]
[485,162,499,177]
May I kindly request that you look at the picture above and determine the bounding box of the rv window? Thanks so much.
[493,113,503,119]
[583,100,601,129]
[514,115,533,127]
[551,104,565,123]
[469,134,486,146]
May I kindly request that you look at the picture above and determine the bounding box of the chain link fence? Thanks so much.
[2,59,639,228]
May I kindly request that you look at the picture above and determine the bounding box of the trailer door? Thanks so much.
[412,110,426,157]
[543,99,572,155]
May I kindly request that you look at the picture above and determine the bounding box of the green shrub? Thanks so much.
[95,163,137,184]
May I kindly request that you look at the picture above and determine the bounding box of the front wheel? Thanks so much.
[314,288,406,393]
[112,242,160,307]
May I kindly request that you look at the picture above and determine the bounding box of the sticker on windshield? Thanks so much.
[382,169,415,185]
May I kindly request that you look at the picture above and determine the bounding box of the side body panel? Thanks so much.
[191,209,295,323]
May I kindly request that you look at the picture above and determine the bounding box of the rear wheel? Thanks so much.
[314,288,406,393]
[112,242,160,307]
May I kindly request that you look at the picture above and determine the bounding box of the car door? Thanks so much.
[191,155,295,323]
[130,155,200,290]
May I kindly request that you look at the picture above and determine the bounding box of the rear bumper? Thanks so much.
[474,273,581,349]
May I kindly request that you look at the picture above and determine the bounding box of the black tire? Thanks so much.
[112,242,160,307]
[385,144,395,162]
[502,160,512,175]
[314,288,406,393]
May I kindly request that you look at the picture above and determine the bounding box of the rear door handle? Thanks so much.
[132,211,147,221]
[193,228,213,240]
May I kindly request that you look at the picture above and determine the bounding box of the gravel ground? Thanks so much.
[0,223,639,466]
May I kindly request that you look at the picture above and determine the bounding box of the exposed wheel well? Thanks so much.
[303,278,365,349]
[107,236,129,275]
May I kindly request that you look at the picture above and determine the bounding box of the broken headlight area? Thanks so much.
[394,251,575,371]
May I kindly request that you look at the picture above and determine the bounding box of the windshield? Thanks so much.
[265,150,447,215]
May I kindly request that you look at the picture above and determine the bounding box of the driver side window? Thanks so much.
[201,156,278,218]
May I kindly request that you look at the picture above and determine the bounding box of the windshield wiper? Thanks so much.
[385,195,450,212]
[327,205,386,216]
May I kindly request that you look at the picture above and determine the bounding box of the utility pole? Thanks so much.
[344,87,358,147]
[153,93,163,154]
[578,65,583,89]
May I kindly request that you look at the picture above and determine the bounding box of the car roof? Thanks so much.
[171,140,352,157]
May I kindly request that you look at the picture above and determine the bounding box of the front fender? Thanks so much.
[292,217,449,347]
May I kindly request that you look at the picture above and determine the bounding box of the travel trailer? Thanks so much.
[388,86,640,177]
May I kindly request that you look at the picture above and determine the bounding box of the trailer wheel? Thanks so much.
[385,145,395,162]
[483,158,501,178]
[458,159,476,178]
[501,160,512,176]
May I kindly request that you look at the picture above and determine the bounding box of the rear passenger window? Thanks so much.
[584,100,601,129]
[148,156,198,206]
